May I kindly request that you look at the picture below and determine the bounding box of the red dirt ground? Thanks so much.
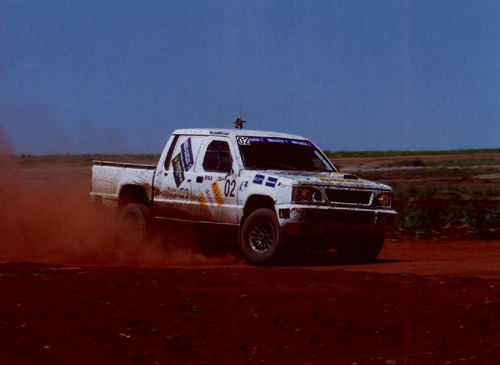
[1,249,499,365]
[0,160,499,364]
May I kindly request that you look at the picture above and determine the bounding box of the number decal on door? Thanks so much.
[224,179,236,197]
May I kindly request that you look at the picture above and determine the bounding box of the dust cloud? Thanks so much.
[0,131,239,267]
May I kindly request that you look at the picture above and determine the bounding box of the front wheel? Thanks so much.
[117,203,153,245]
[336,237,384,263]
[239,208,284,265]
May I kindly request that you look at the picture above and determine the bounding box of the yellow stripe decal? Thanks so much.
[211,181,224,206]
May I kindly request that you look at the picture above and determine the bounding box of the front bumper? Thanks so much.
[277,204,397,237]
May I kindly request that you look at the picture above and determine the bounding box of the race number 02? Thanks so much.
[224,179,236,197]
[237,137,250,145]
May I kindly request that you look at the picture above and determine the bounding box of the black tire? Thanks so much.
[239,208,284,265]
[336,237,384,263]
[118,203,153,245]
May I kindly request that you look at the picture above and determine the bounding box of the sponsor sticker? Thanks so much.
[180,137,194,171]
[211,181,224,206]
[266,176,278,188]
[204,188,214,204]
[179,188,189,199]
[239,181,249,191]
[239,136,313,147]
[172,153,185,187]
[253,174,265,184]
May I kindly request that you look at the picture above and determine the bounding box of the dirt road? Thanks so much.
[1,159,499,364]
[336,239,500,277]
[1,240,499,365]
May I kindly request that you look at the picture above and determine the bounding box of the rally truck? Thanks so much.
[90,128,397,264]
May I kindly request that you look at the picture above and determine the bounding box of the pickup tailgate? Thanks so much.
[90,161,156,208]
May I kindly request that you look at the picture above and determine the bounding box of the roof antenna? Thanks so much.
[234,87,246,129]
[239,89,242,118]
[234,117,246,129]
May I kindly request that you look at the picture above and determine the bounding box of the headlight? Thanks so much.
[292,186,323,203]
[375,192,392,207]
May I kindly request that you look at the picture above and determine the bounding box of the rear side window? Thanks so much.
[202,140,232,172]
[165,135,204,172]
[164,135,179,170]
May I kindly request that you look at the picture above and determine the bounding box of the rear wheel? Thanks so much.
[336,237,384,263]
[240,208,284,265]
[118,203,152,245]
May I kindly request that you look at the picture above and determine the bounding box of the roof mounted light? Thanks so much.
[234,118,246,129]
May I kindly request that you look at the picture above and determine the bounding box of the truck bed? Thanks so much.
[90,160,156,208]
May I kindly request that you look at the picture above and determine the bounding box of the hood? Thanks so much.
[269,170,392,191]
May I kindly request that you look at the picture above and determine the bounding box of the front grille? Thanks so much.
[326,189,372,205]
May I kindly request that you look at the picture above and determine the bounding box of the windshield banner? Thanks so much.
[237,136,313,147]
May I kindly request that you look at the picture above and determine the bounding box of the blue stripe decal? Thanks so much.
[253,174,265,184]
[265,177,278,187]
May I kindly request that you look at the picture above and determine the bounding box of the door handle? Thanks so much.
[196,176,203,183]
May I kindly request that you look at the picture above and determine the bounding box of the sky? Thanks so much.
[1,0,499,155]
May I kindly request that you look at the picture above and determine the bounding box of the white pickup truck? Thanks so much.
[91,128,397,264]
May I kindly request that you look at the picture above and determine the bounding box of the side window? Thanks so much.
[202,140,232,172]
[164,135,179,170]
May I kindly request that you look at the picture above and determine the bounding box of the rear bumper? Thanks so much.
[277,204,397,237]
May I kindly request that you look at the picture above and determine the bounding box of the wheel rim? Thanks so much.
[248,219,275,253]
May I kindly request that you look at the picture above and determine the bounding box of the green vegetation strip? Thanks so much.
[392,185,500,239]
[381,158,499,168]
[354,166,499,181]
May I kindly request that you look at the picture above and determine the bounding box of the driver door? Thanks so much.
[190,137,238,224]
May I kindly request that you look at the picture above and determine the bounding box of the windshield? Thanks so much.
[236,136,336,172]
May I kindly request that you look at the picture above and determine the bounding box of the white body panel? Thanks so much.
[90,162,155,208]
